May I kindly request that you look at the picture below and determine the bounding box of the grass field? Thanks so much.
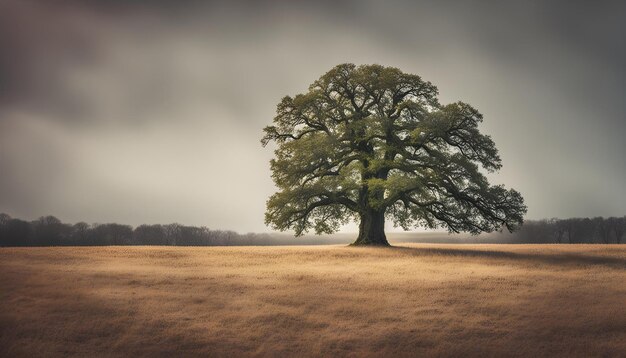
[1,244,626,357]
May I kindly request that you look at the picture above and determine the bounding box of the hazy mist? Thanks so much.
[1,0,625,232]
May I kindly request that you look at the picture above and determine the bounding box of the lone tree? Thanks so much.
[262,64,526,246]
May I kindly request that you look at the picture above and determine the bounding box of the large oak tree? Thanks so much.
[262,64,526,245]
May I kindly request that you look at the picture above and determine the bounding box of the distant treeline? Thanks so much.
[0,213,276,247]
[0,213,624,246]
[486,217,626,244]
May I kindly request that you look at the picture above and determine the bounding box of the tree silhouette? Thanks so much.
[262,64,526,245]
[608,216,626,243]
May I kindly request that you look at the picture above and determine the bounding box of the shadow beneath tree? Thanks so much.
[386,245,626,269]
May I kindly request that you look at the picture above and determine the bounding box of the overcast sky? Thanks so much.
[1,0,624,232]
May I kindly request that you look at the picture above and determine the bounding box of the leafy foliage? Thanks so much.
[262,64,526,239]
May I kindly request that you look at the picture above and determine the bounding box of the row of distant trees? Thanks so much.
[0,213,273,247]
[485,217,626,244]
[0,213,624,246]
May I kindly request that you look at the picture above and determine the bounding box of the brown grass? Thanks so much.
[1,244,626,357]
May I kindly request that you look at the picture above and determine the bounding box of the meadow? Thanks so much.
[1,244,625,357]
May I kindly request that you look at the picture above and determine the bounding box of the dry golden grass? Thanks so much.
[1,244,626,357]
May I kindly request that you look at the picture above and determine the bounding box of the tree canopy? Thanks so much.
[262,63,526,245]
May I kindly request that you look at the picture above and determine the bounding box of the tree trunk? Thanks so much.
[353,209,389,246]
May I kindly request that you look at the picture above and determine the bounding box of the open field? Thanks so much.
[1,244,626,357]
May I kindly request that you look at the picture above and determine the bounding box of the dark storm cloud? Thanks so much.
[0,0,624,231]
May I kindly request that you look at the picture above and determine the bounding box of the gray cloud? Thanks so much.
[0,0,624,231]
